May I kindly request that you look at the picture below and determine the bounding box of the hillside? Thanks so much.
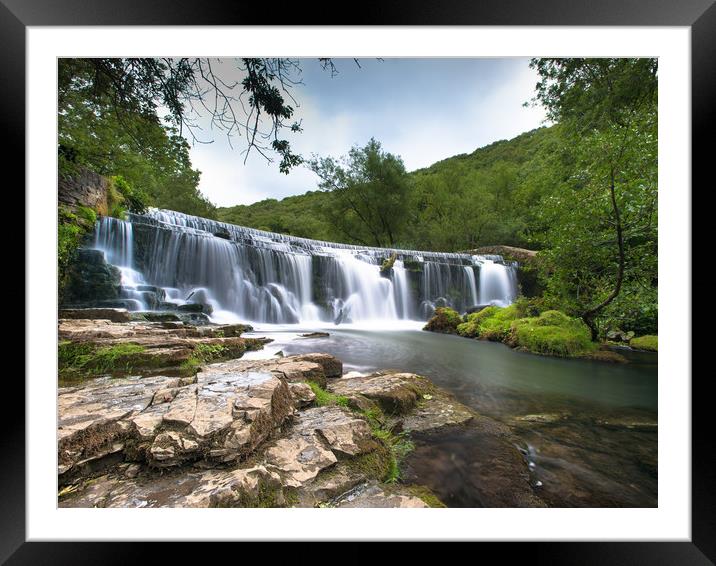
[218,126,560,250]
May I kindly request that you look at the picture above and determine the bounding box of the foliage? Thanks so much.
[59,59,216,218]
[58,58,310,175]
[58,206,99,301]
[111,175,151,214]
[457,305,521,340]
[629,335,658,352]
[528,58,658,339]
[308,138,411,247]
[509,310,595,357]
[218,126,561,251]
[423,307,463,334]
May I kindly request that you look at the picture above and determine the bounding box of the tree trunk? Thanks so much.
[580,169,625,341]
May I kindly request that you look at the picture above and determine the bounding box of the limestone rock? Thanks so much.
[59,308,130,323]
[336,482,428,508]
[289,382,316,408]
[329,372,430,414]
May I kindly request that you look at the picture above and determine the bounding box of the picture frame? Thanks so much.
[9,0,708,559]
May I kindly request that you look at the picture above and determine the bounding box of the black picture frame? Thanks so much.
[9,0,709,561]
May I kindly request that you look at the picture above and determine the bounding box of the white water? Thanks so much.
[88,209,518,324]
[478,258,517,307]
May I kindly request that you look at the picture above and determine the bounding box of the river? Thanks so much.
[246,323,658,507]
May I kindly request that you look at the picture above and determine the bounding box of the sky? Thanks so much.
[185,58,548,207]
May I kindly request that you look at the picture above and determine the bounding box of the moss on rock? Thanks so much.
[509,310,595,357]
[423,307,462,334]
[630,335,658,352]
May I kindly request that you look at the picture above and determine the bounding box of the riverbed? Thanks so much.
[245,324,658,507]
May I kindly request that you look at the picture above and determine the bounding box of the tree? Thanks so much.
[59,58,310,173]
[529,58,658,339]
[59,68,216,218]
[308,139,411,248]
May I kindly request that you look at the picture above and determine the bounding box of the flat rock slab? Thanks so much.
[329,372,431,414]
[200,353,343,388]
[329,371,474,432]
[59,318,255,341]
[60,465,285,508]
[60,308,130,323]
[336,482,428,508]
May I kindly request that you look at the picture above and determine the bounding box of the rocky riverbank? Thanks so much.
[58,310,544,508]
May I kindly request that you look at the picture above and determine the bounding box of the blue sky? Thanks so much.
[187,58,548,207]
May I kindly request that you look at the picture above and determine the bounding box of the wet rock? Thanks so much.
[289,353,343,378]
[59,308,130,323]
[299,332,330,339]
[329,372,430,414]
[60,465,286,508]
[62,248,122,305]
[289,382,316,408]
[177,302,213,315]
[177,312,211,325]
[202,354,343,389]
[139,311,181,322]
[336,482,428,508]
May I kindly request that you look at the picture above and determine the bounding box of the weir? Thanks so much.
[90,209,518,325]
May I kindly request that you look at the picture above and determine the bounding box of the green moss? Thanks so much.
[344,442,393,482]
[180,343,230,373]
[630,335,658,352]
[406,484,447,508]
[380,253,397,274]
[59,341,148,380]
[510,310,595,357]
[457,304,523,340]
[58,204,99,301]
[307,381,350,407]
[423,307,463,334]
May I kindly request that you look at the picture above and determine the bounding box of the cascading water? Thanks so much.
[476,257,518,307]
[87,208,518,324]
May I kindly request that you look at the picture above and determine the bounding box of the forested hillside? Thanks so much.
[218,126,560,251]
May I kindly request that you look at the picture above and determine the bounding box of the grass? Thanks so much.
[306,380,350,407]
[359,406,414,483]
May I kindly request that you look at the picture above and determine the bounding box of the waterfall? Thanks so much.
[87,208,518,324]
[477,258,517,307]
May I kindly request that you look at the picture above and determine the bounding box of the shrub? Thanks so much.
[423,307,462,334]
[109,175,152,217]
[510,310,595,357]
[630,335,658,352]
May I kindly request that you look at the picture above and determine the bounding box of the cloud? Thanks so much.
[187,58,548,207]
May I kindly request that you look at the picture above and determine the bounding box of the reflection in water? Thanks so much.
[254,326,658,507]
